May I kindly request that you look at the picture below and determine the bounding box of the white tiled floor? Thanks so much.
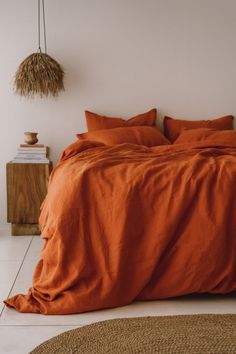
[0,224,236,354]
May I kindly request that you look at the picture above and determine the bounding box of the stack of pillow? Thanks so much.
[77,108,234,147]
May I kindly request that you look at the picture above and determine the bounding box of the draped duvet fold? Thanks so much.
[5,140,236,314]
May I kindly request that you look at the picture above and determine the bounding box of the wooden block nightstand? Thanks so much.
[6,162,53,236]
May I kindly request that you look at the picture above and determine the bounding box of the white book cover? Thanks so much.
[15,153,47,158]
[14,156,48,161]
[18,148,47,153]
[12,159,50,164]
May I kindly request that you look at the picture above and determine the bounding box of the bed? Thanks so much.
[4,110,236,314]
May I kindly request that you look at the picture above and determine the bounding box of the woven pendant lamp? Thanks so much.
[14,0,64,98]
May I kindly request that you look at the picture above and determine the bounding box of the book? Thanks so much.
[17,148,47,153]
[16,146,49,156]
[13,144,50,163]
[20,144,45,147]
[12,159,50,164]
[13,156,49,160]
[14,154,47,158]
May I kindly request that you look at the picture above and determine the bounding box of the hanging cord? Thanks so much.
[42,0,47,53]
[38,0,41,52]
[38,0,47,53]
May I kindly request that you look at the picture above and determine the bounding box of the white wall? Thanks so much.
[0,0,236,223]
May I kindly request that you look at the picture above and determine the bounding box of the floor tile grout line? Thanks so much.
[0,235,34,317]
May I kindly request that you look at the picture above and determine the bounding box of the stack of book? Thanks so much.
[13,144,49,163]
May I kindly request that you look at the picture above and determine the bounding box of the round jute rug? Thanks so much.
[30,314,236,354]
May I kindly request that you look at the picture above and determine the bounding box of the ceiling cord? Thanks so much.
[38,0,47,53]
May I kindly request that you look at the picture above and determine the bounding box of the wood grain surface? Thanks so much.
[7,162,53,232]
[11,223,41,236]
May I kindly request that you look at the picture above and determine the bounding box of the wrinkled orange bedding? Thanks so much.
[5,139,236,314]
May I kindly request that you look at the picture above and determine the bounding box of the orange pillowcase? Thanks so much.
[77,126,170,147]
[175,128,236,144]
[164,115,234,142]
[85,109,157,131]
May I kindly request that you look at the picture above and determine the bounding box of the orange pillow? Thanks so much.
[164,115,234,142]
[85,108,157,131]
[175,128,236,144]
[77,126,170,147]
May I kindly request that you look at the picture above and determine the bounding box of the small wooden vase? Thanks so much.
[24,132,38,145]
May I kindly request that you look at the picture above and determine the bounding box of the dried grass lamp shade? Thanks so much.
[15,53,64,98]
[14,0,64,98]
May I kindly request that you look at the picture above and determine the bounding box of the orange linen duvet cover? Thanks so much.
[5,139,236,314]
